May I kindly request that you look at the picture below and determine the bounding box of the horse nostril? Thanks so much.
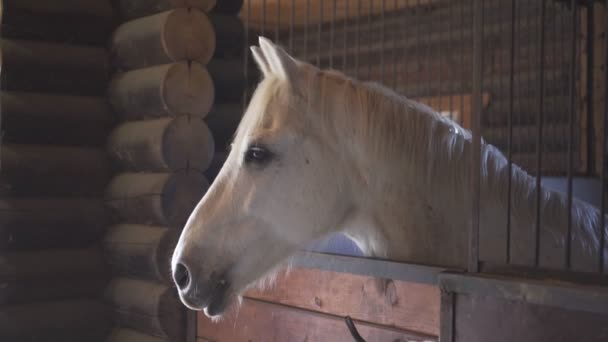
[173,263,191,291]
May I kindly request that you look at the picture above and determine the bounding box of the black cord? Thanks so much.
[345,316,366,342]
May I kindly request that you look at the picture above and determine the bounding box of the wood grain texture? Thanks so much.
[0,144,112,197]
[109,62,214,120]
[0,198,107,250]
[0,38,109,95]
[0,0,115,45]
[198,297,437,342]
[0,299,113,342]
[0,247,109,305]
[105,171,209,227]
[108,116,215,172]
[111,8,215,70]
[244,267,440,337]
[116,0,218,20]
[105,278,186,341]
[454,293,608,342]
[0,91,115,146]
[103,224,178,283]
[106,328,169,342]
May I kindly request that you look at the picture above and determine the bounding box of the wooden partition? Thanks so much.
[104,1,246,341]
[0,1,117,341]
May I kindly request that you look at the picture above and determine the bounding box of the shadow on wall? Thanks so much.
[306,176,602,257]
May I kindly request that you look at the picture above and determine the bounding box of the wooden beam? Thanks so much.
[111,9,216,70]
[103,224,178,283]
[0,198,107,250]
[1,91,115,146]
[107,328,169,342]
[107,116,215,172]
[105,278,186,341]
[116,0,217,20]
[109,62,214,121]
[243,267,440,337]
[0,0,115,45]
[105,171,209,227]
[198,296,437,341]
[0,300,112,342]
[0,39,109,95]
[0,144,111,197]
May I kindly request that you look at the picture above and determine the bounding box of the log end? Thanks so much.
[163,62,215,117]
[163,8,216,65]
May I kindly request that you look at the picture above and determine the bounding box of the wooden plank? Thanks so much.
[103,224,178,283]
[108,62,214,121]
[244,267,440,337]
[0,39,109,96]
[0,144,112,197]
[453,293,608,342]
[198,297,437,342]
[1,0,116,45]
[111,9,216,69]
[105,171,209,227]
[0,299,112,342]
[0,91,115,146]
[0,198,107,250]
[105,278,186,341]
[116,0,217,20]
[106,328,169,342]
[107,116,215,172]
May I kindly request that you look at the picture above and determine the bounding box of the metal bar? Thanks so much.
[480,261,608,287]
[355,0,361,78]
[437,0,442,114]
[460,1,465,124]
[289,0,295,53]
[566,0,578,270]
[392,0,397,89]
[416,0,421,90]
[262,0,266,36]
[330,0,336,69]
[534,0,546,268]
[587,1,596,175]
[439,272,608,315]
[439,291,455,342]
[318,0,323,67]
[426,2,431,98]
[368,0,373,79]
[601,0,608,274]
[470,0,483,273]
[243,0,251,112]
[380,0,386,83]
[186,310,197,342]
[276,0,280,42]
[304,0,309,61]
[447,0,452,120]
[291,251,456,285]
[343,0,349,71]
[506,0,516,264]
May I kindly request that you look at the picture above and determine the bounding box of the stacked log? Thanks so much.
[0,2,117,341]
[103,1,245,340]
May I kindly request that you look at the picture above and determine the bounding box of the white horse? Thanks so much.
[172,37,606,318]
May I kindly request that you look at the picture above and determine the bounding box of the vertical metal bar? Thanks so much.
[330,0,336,69]
[506,0,516,264]
[289,0,295,53]
[426,2,431,99]
[368,0,373,79]
[305,0,310,61]
[439,291,455,342]
[447,0,452,119]
[534,0,546,268]
[318,0,323,67]
[344,0,349,71]
[276,0,281,42]
[243,0,251,112]
[355,0,361,78]
[381,0,386,84]
[470,0,483,273]
[392,0,398,89]
[262,0,266,36]
[416,0,421,95]
[601,0,608,274]
[437,0,442,114]
[566,0,578,270]
[460,0,465,121]
[186,310,197,342]
[587,1,596,176]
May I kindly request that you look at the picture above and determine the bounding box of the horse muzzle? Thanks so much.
[172,261,232,316]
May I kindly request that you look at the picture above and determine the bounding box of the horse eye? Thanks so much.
[244,145,273,164]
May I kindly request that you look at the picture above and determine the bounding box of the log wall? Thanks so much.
[0,1,117,341]
[103,1,246,341]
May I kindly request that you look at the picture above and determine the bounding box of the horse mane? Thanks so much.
[238,61,606,269]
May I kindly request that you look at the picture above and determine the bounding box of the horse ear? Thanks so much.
[251,46,272,78]
[257,36,299,82]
